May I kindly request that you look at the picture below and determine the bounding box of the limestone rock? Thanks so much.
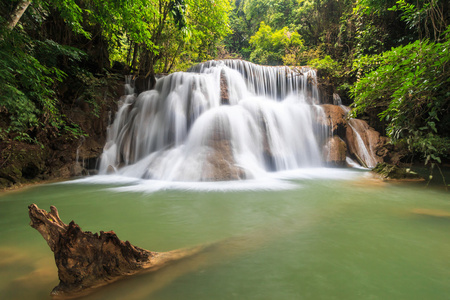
[323,136,347,167]
[317,104,348,138]
[203,139,245,181]
[220,70,229,105]
[372,162,424,181]
[346,119,388,168]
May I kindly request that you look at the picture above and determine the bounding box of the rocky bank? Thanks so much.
[0,79,123,190]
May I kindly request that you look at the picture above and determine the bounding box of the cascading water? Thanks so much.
[99,60,355,181]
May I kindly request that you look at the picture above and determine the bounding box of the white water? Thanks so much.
[66,168,367,193]
[99,60,374,182]
[348,120,378,168]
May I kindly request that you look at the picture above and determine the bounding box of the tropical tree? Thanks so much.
[0,0,232,142]
[249,21,304,65]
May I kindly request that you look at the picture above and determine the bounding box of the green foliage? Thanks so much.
[227,0,450,167]
[0,0,232,144]
[249,22,304,65]
[0,2,93,142]
[412,134,450,165]
[223,0,251,58]
[0,29,62,139]
[372,162,423,179]
[351,52,383,79]
[389,0,448,40]
[308,55,340,76]
[185,0,232,61]
[244,0,297,30]
[36,0,89,38]
[351,36,450,164]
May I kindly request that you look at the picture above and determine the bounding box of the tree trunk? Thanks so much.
[28,204,205,298]
[8,0,31,30]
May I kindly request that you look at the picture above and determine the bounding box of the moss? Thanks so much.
[0,178,12,189]
[372,162,423,180]
[0,142,46,186]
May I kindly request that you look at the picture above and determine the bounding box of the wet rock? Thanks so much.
[220,70,229,105]
[55,166,71,179]
[346,119,389,168]
[71,163,84,177]
[203,140,245,181]
[372,162,424,181]
[316,77,334,104]
[323,136,347,167]
[134,75,156,93]
[317,104,348,139]
[0,144,46,186]
[21,162,40,180]
[106,165,116,174]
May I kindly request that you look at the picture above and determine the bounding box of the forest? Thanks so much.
[0,0,449,187]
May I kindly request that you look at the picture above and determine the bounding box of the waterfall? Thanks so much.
[347,119,379,168]
[99,60,349,181]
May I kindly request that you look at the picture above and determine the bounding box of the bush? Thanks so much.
[350,32,450,164]
[0,25,86,142]
[249,22,304,65]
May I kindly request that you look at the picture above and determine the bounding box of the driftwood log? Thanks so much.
[28,204,205,299]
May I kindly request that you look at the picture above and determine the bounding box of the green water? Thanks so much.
[0,171,449,299]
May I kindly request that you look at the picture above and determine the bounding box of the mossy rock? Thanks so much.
[0,178,13,189]
[372,162,423,180]
[0,143,47,186]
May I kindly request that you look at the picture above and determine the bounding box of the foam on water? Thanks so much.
[64,168,367,193]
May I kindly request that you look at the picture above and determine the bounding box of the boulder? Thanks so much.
[323,136,347,167]
[0,143,46,187]
[346,119,389,168]
[203,139,245,181]
[220,70,229,105]
[317,104,348,138]
[372,162,424,181]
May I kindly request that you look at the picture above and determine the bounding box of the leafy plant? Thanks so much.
[389,0,448,40]
[351,33,450,164]
[0,16,90,142]
[249,22,304,65]
[308,55,340,76]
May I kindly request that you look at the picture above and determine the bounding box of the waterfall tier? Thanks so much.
[100,60,383,181]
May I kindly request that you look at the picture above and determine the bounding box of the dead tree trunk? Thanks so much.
[8,0,31,30]
[28,204,205,298]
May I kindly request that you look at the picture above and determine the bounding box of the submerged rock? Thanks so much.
[410,208,450,218]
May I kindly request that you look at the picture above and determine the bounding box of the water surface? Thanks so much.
[0,169,449,299]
